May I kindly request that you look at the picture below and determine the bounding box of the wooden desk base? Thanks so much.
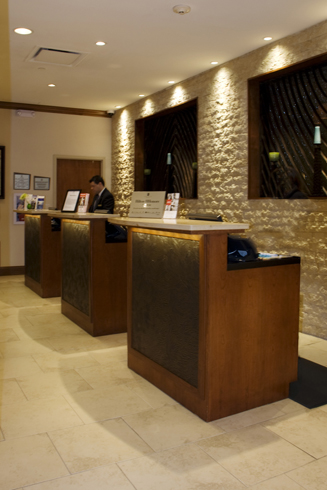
[24,215,61,298]
[128,229,300,422]
[61,219,127,337]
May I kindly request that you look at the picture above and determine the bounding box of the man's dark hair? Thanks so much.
[89,175,105,186]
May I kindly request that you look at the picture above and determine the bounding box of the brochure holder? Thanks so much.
[61,190,81,212]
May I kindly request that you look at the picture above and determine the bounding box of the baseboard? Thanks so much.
[0,266,25,276]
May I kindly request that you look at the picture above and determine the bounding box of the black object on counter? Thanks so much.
[227,235,258,263]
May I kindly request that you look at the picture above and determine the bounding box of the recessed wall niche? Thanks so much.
[248,53,327,199]
[135,99,198,199]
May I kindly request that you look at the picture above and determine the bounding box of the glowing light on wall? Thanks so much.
[118,110,133,174]
[262,44,291,72]
[141,99,155,117]
[213,66,234,107]
[170,85,186,106]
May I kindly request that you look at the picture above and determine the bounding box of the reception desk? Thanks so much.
[108,217,300,421]
[16,210,62,298]
[49,213,127,337]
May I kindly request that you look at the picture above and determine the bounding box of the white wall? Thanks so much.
[0,109,111,267]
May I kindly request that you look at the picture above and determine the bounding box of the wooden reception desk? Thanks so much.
[108,217,300,421]
[48,213,127,337]
[15,210,62,298]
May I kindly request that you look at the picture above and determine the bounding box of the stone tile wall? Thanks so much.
[112,20,327,339]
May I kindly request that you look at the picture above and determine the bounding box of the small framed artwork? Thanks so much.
[14,172,31,190]
[13,193,25,224]
[34,176,50,191]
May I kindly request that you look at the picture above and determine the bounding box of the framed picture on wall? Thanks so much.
[0,146,4,199]
[13,193,25,224]
[14,172,31,190]
[34,176,50,191]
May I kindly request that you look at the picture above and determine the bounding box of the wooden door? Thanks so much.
[56,159,102,209]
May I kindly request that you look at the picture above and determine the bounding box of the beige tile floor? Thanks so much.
[0,275,327,490]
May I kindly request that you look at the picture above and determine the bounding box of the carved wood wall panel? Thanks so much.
[260,62,327,198]
[135,100,197,199]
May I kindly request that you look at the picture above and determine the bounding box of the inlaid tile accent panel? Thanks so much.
[132,232,199,387]
[62,221,90,316]
[25,215,41,283]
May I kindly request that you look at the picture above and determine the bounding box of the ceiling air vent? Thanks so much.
[26,47,87,67]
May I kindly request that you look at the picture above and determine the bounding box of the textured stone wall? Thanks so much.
[112,20,327,339]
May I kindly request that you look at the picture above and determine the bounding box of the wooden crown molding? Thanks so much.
[0,101,113,118]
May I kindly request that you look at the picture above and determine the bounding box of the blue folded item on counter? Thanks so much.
[227,235,258,263]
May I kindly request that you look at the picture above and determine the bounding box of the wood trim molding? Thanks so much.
[0,266,25,276]
[0,101,112,118]
[248,52,327,84]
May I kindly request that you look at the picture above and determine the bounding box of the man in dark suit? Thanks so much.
[89,175,115,213]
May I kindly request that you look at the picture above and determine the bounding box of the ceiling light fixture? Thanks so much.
[96,41,106,46]
[14,27,33,35]
[48,84,55,87]
[264,36,272,41]
[115,106,121,109]
[139,94,145,97]
[211,61,218,65]
[173,5,191,15]
[168,81,175,84]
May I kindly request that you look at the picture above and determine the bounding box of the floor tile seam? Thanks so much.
[125,384,168,410]
[118,416,162,453]
[300,343,327,353]
[1,418,87,442]
[30,355,103,373]
[4,375,30,403]
[19,463,138,490]
[189,441,249,487]
[15,363,96,381]
[115,463,140,490]
[75,401,166,425]
[2,392,84,410]
[195,438,316,489]
[0,332,25,343]
[61,391,138,425]
[12,379,95,403]
[284,457,327,488]
[261,422,322,461]
[285,473,312,489]
[41,431,72,477]
[209,407,306,434]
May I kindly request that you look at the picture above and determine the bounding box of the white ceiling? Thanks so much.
[8,0,327,111]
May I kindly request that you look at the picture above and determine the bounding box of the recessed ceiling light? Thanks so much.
[139,94,145,97]
[48,84,55,87]
[211,61,218,65]
[168,81,175,84]
[115,105,121,109]
[14,27,33,35]
[264,37,272,41]
[96,41,106,46]
[173,5,191,15]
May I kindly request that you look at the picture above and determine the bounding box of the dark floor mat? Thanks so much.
[289,357,327,409]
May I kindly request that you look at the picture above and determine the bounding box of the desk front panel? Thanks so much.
[62,220,90,316]
[25,215,41,283]
[132,231,201,387]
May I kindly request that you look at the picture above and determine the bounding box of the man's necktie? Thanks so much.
[93,194,100,211]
